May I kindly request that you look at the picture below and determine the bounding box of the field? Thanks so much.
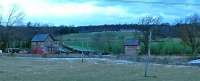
[0,57,200,81]
[60,32,139,54]
[60,32,192,55]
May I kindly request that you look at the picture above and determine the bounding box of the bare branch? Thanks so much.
[6,5,25,26]
[138,16,162,25]
[179,14,200,55]
[0,15,2,25]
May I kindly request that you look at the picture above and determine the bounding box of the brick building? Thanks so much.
[31,34,59,54]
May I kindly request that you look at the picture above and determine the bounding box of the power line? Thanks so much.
[115,0,200,6]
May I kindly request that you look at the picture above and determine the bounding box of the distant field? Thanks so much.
[0,57,200,81]
[59,32,192,55]
[60,32,139,54]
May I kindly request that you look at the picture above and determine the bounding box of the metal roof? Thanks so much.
[124,39,139,46]
[31,34,50,42]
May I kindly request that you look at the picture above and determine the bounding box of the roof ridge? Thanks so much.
[31,34,50,42]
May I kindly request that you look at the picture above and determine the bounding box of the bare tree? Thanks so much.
[138,16,162,54]
[179,14,200,55]
[139,16,162,25]
[0,15,2,25]
[138,16,161,77]
[6,5,25,26]
[0,5,2,26]
[5,5,25,50]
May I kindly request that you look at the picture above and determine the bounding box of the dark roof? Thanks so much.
[31,34,55,42]
[124,39,139,46]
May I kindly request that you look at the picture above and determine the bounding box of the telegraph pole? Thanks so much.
[81,41,84,63]
[144,31,152,77]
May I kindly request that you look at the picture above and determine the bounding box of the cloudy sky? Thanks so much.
[0,0,199,26]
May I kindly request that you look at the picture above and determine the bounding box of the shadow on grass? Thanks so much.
[144,75,157,78]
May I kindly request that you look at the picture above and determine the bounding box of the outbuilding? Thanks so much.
[124,39,140,55]
[31,34,59,54]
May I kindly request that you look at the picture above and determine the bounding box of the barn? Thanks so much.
[124,39,140,55]
[31,34,59,54]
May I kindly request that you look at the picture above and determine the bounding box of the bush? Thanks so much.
[140,38,192,55]
[8,53,16,57]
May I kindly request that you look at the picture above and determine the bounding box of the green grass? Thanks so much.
[59,32,140,54]
[0,57,200,81]
[149,38,192,55]
[60,32,192,55]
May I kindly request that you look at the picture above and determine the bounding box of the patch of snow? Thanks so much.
[188,59,200,64]
[0,50,2,54]
[112,60,134,64]
[15,57,134,65]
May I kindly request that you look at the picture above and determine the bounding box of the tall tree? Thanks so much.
[138,16,161,77]
[0,15,2,26]
[3,5,25,49]
[138,16,162,54]
[179,14,200,55]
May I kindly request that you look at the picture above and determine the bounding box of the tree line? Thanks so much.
[0,15,200,55]
[1,5,200,55]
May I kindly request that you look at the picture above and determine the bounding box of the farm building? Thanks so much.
[31,34,59,54]
[124,39,140,55]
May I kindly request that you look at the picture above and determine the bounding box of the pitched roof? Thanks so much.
[124,39,139,46]
[31,34,54,42]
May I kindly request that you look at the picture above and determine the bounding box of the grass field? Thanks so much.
[60,32,193,55]
[60,32,139,54]
[0,57,200,81]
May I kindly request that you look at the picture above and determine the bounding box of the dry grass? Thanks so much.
[0,57,200,81]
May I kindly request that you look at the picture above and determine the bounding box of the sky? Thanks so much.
[0,0,199,26]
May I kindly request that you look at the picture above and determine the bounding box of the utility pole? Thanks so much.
[81,41,84,63]
[81,38,89,63]
[144,31,152,77]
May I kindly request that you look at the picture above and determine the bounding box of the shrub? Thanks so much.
[8,53,16,57]
[139,38,193,55]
